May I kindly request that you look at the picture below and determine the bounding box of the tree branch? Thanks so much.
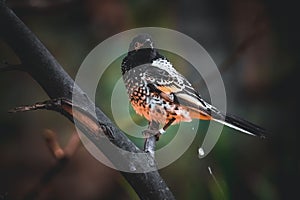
[64,131,81,156]
[23,129,80,200]
[0,2,175,200]
[0,63,23,72]
[43,129,66,160]
[143,121,159,157]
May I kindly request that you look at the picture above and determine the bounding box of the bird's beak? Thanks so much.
[144,39,153,48]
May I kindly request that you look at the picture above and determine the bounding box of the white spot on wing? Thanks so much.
[152,58,185,84]
[176,93,206,108]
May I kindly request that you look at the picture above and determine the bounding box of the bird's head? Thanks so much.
[122,34,158,75]
[128,33,154,52]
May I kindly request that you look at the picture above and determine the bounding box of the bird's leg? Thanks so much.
[143,121,159,156]
[143,118,176,140]
[143,118,176,155]
[162,117,176,130]
[142,121,160,137]
[156,117,176,140]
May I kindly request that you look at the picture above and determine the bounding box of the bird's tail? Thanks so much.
[212,113,267,138]
[188,107,266,138]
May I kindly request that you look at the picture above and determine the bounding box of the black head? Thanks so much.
[122,34,161,75]
[128,33,154,52]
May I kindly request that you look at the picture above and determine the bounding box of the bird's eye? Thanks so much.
[134,42,139,49]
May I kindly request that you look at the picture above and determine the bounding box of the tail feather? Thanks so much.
[179,97,267,138]
[212,113,267,139]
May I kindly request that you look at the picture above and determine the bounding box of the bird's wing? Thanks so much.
[138,58,267,137]
[142,58,214,116]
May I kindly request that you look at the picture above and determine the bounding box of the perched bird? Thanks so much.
[121,34,266,140]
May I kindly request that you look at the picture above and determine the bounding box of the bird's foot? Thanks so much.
[142,129,164,141]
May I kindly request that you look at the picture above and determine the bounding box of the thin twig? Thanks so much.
[9,98,113,139]
[43,129,65,160]
[23,129,81,200]
[0,63,22,72]
[208,166,225,199]
[64,131,81,156]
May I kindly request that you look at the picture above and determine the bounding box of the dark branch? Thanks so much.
[0,63,23,71]
[0,2,175,200]
[143,121,160,157]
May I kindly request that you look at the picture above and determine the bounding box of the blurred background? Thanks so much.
[0,0,299,199]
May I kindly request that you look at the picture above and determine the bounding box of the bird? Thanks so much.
[121,33,266,141]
